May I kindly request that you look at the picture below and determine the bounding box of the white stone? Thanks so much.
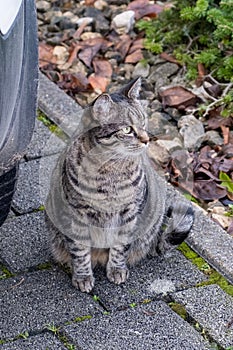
[77,17,94,27]
[112,11,135,35]
[178,114,205,150]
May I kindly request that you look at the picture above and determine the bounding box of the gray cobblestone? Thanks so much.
[12,154,58,214]
[25,118,66,160]
[0,333,67,350]
[0,269,100,339]
[173,284,233,348]
[0,212,50,272]
[92,250,207,310]
[63,301,211,350]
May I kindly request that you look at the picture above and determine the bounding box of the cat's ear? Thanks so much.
[123,77,142,100]
[92,93,113,121]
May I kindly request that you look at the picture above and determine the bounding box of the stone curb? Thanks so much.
[38,72,233,285]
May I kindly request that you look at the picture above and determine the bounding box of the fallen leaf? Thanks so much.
[125,49,143,63]
[221,125,230,144]
[89,74,109,93]
[193,181,227,200]
[78,38,112,68]
[39,43,57,68]
[195,63,206,87]
[128,38,144,54]
[92,58,113,78]
[67,43,82,65]
[158,86,199,109]
[58,72,91,93]
[160,52,180,65]
[115,35,132,59]
[127,0,163,19]
[207,115,233,130]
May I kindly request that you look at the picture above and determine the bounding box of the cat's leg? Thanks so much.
[107,244,130,285]
[66,237,94,293]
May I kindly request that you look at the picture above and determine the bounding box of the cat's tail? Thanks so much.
[149,201,194,256]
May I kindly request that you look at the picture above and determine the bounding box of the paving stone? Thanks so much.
[91,250,207,310]
[0,269,100,339]
[25,118,66,160]
[38,72,83,137]
[165,183,233,285]
[12,154,58,214]
[188,207,233,285]
[0,211,50,272]
[0,333,67,350]
[173,284,233,348]
[63,300,210,350]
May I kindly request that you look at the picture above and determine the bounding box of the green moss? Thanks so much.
[58,333,76,350]
[168,302,187,320]
[178,242,233,296]
[36,262,52,271]
[73,315,92,323]
[0,264,14,280]
[37,110,68,141]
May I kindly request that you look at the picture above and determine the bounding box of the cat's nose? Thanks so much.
[138,131,150,145]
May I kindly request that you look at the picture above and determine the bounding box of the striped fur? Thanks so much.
[46,78,194,293]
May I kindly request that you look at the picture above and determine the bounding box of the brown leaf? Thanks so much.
[58,72,91,93]
[115,35,132,59]
[67,43,82,65]
[160,52,180,65]
[127,0,163,19]
[92,58,113,78]
[158,86,199,109]
[78,38,112,68]
[39,43,57,68]
[193,181,227,201]
[221,125,230,144]
[195,63,206,87]
[88,74,109,93]
[207,115,233,130]
[128,38,144,54]
[125,49,143,63]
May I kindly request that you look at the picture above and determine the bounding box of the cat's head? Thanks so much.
[90,78,149,155]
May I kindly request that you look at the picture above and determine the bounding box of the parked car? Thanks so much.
[0,0,38,226]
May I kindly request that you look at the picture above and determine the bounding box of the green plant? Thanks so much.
[137,0,233,115]
[225,204,233,217]
[129,302,137,308]
[219,171,233,194]
[92,295,100,302]
[45,323,60,335]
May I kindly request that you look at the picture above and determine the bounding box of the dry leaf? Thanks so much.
[128,38,144,54]
[39,43,57,68]
[221,125,230,144]
[159,86,199,109]
[115,35,132,59]
[127,0,163,19]
[125,49,143,63]
[92,58,113,78]
[88,74,109,93]
[160,52,180,65]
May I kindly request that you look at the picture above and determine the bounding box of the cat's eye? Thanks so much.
[122,126,133,134]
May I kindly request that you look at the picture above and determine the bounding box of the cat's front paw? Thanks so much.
[72,274,95,293]
[107,266,129,285]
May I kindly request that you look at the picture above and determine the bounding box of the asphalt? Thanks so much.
[0,73,233,349]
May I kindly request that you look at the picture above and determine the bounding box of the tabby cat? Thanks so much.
[46,78,194,293]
